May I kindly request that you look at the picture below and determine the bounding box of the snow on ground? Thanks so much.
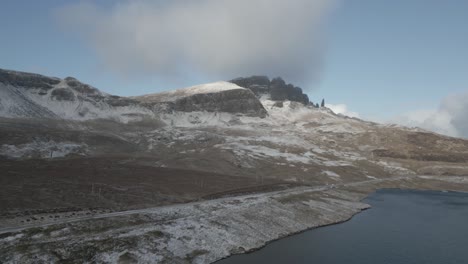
[160,111,247,128]
[214,137,357,167]
[0,186,370,264]
[313,122,365,134]
[216,141,317,165]
[0,84,56,119]
[326,148,366,162]
[374,160,416,175]
[0,141,87,159]
[158,109,279,129]
[262,100,316,123]
[418,175,468,184]
[25,88,154,123]
[322,160,354,167]
[260,99,366,134]
[220,133,318,149]
[152,108,367,169]
[322,170,341,178]
[0,82,155,123]
[379,123,427,133]
[0,87,17,117]
[135,81,246,103]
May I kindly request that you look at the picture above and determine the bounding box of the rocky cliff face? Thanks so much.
[230,76,310,105]
[133,81,268,118]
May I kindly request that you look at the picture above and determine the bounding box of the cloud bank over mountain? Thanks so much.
[57,0,334,84]
[326,94,468,140]
[392,92,468,138]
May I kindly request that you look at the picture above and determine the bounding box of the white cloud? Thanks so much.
[391,92,468,138]
[326,95,468,139]
[56,0,335,83]
[326,103,360,118]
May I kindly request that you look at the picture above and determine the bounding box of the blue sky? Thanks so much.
[322,0,468,119]
[1,0,467,125]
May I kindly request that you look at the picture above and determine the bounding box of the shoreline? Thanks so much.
[212,175,468,263]
[1,175,468,263]
[214,205,372,263]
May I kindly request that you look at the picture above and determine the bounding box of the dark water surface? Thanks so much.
[217,189,468,264]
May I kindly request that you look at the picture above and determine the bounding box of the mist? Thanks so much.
[393,92,468,139]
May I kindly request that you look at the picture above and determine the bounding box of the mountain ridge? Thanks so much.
[1,67,468,263]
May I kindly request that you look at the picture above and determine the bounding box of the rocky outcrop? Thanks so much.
[170,89,267,117]
[134,81,268,118]
[230,76,310,105]
[51,88,76,101]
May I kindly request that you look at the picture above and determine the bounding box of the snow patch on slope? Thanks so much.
[314,122,365,134]
[159,111,265,128]
[136,81,246,103]
[0,82,154,122]
[260,99,365,134]
[0,141,87,159]
[322,170,341,178]
[0,84,57,119]
[262,100,316,123]
[374,160,416,175]
[216,142,317,165]
[29,91,153,122]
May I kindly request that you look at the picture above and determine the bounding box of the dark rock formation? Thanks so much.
[135,84,268,118]
[65,77,100,97]
[230,76,309,105]
[169,89,267,117]
[106,96,136,107]
[51,88,76,101]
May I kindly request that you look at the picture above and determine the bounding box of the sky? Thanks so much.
[1,0,467,138]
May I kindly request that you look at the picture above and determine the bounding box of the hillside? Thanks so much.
[0,69,156,122]
[1,68,468,263]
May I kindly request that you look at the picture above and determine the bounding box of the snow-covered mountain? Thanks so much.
[2,68,468,263]
[0,69,154,122]
[1,67,467,177]
[0,69,270,122]
[132,81,267,117]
